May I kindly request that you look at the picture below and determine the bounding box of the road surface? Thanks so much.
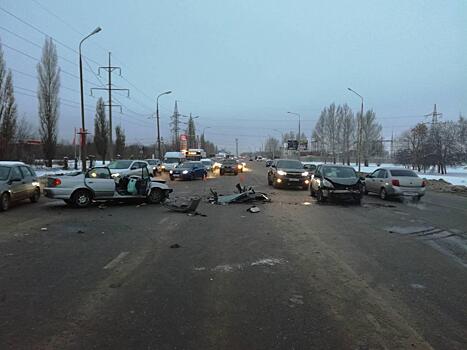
[1,161,466,349]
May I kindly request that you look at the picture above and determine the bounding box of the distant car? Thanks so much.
[310,164,363,204]
[145,159,162,175]
[302,162,317,174]
[44,166,172,208]
[0,161,41,211]
[220,159,240,175]
[107,160,150,179]
[265,159,273,167]
[363,168,426,201]
[169,161,207,180]
[267,159,310,189]
[201,158,213,172]
[256,156,264,161]
[249,157,254,161]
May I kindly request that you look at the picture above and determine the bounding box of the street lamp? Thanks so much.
[287,112,301,149]
[79,26,101,171]
[156,90,172,159]
[347,87,364,172]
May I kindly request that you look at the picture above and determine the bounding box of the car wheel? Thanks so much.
[72,189,92,208]
[379,188,387,200]
[310,185,316,197]
[220,170,224,176]
[355,196,362,205]
[170,175,175,181]
[148,188,164,204]
[316,189,326,203]
[30,188,41,203]
[267,175,272,185]
[234,171,238,176]
[0,192,10,211]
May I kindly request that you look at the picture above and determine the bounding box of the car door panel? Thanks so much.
[9,166,27,201]
[367,170,379,192]
[85,168,115,197]
[20,166,35,197]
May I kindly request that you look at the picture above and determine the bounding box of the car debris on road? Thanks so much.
[164,196,201,213]
[208,184,271,205]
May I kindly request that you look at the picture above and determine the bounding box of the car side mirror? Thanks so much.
[131,166,137,170]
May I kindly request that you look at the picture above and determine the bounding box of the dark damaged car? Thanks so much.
[310,164,363,204]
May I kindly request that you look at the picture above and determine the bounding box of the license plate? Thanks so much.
[403,192,417,196]
[289,178,299,182]
[173,174,179,177]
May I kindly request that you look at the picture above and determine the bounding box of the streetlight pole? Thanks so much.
[347,88,364,172]
[156,91,172,159]
[79,26,101,171]
[287,112,301,149]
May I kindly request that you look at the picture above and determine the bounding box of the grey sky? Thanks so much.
[1,0,466,153]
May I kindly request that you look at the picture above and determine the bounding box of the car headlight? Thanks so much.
[301,171,309,177]
[322,179,334,188]
[237,164,242,169]
[182,170,188,174]
[169,170,173,174]
[277,170,287,176]
[161,165,166,169]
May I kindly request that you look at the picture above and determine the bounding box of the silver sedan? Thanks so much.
[363,168,426,201]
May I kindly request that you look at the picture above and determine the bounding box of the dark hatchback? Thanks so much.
[310,164,363,204]
[169,161,207,180]
[267,159,310,189]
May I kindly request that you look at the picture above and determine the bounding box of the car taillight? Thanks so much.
[421,180,427,187]
[391,179,400,186]
[53,178,61,187]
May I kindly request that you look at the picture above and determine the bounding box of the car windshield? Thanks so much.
[390,170,418,177]
[0,166,11,181]
[323,166,357,178]
[223,160,236,165]
[107,160,132,169]
[276,160,303,169]
[165,158,180,164]
[178,162,198,169]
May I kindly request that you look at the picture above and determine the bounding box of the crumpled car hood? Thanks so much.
[325,177,359,186]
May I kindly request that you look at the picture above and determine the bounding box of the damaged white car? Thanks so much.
[44,166,172,208]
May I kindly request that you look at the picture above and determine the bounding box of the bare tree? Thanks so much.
[339,104,355,165]
[0,69,17,159]
[93,97,109,163]
[37,37,60,167]
[360,109,382,166]
[264,136,280,159]
[115,125,126,157]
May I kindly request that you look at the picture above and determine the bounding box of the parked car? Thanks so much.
[0,161,41,211]
[310,164,363,204]
[107,160,150,179]
[265,159,273,167]
[267,159,310,189]
[145,159,162,175]
[43,165,172,208]
[201,158,213,172]
[363,168,426,201]
[169,161,207,180]
[220,159,240,175]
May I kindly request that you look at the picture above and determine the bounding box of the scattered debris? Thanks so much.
[170,243,181,249]
[247,206,261,213]
[251,258,286,266]
[302,202,311,206]
[187,211,207,217]
[289,295,304,306]
[208,185,271,204]
[98,204,107,209]
[76,230,85,234]
[410,283,426,289]
[164,197,201,213]
[194,267,206,271]
[40,227,48,231]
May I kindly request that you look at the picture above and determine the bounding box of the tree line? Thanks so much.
[394,116,467,174]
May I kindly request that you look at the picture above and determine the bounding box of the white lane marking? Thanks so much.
[158,217,169,225]
[103,251,129,270]
[200,257,287,273]
[251,257,286,266]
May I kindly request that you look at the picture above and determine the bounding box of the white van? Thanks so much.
[162,152,186,171]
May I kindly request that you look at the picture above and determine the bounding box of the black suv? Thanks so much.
[220,159,240,175]
[267,159,310,189]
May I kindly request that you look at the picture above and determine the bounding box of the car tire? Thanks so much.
[170,175,175,181]
[267,175,272,185]
[379,188,387,200]
[148,188,164,204]
[355,196,362,205]
[220,170,224,176]
[234,171,238,176]
[30,188,41,203]
[0,192,10,211]
[316,189,326,203]
[72,189,92,208]
[310,186,316,197]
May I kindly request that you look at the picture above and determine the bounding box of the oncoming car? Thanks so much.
[169,161,208,180]
[267,159,310,189]
[220,159,240,175]
[0,162,41,211]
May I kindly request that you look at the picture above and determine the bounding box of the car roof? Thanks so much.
[378,167,415,170]
[0,161,26,167]
[321,164,354,168]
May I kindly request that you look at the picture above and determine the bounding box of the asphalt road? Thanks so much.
[1,161,466,350]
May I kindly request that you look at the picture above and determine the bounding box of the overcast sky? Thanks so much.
[1,0,466,153]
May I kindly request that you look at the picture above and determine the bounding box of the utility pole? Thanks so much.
[425,103,443,124]
[91,52,129,160]
[235,138,239,157]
